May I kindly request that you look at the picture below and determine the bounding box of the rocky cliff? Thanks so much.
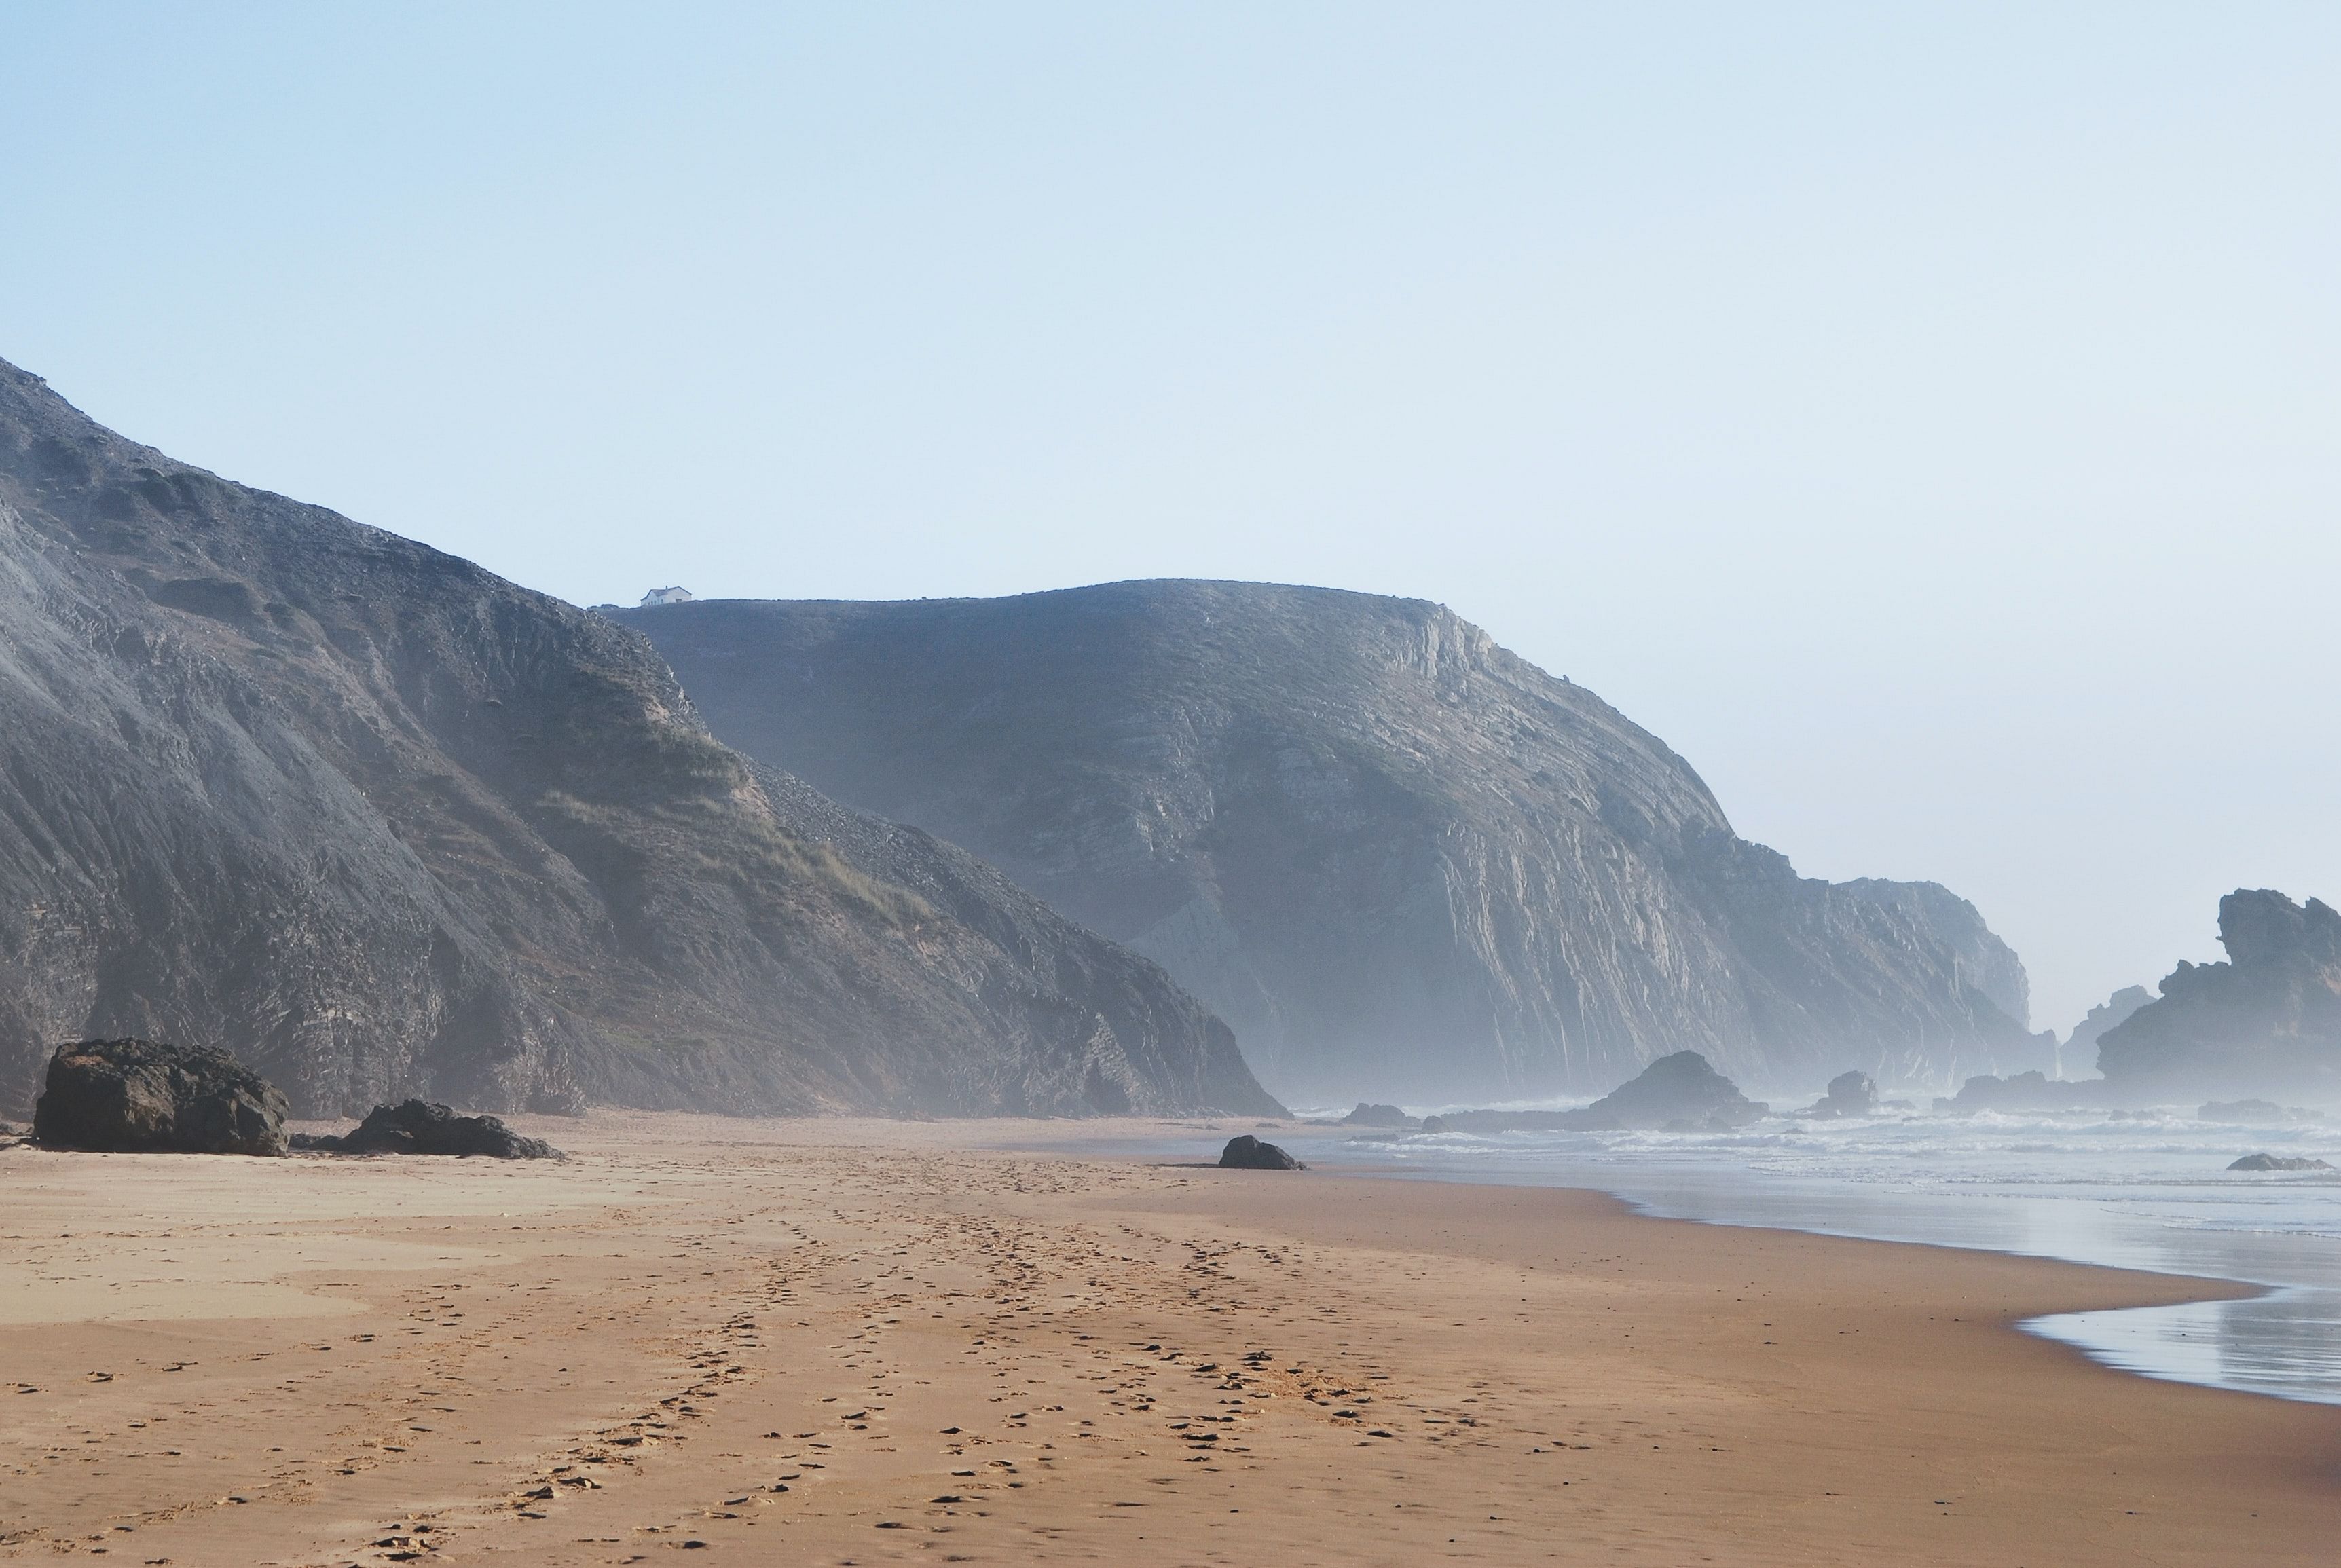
[0,360,1275,1119]
[616,582,2038,1102]
[2059,984,2154,1077]
[2097,890,2341,1100]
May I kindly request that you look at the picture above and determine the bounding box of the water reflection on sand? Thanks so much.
[1334,1121,2341,1406]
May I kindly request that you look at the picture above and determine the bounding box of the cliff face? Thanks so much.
[0,360,1275,1119]
[2097,890,2341,1099]
[2060,984,2155,1077]
[617,582,2037,1102]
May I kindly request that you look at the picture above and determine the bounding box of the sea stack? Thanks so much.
[2098,891,2341,1100]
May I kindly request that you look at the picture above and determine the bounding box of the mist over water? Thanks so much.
[1304,1101,2341,1406]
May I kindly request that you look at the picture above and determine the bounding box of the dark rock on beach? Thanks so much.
[2228,1153,2334,1172]
[297,1099,559,1159]
[1219,1134,1303,1170]
[32,1039,288,1155]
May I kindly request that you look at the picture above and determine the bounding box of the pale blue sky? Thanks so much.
[5,3,2337,1035]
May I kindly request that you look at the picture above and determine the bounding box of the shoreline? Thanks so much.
[1192,1118,2341,1408]
[2,1111,2335,1565]
[1308,1158,2300,1362]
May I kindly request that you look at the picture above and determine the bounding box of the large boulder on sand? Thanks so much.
[296,1099,559,1159]
[1396,1053,1767,1135]
[33,1039,288,1155]
[1219,1134,1303,1170]
[1934,1070,2103,1113]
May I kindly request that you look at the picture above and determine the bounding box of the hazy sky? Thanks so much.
[6,3,2336,1037]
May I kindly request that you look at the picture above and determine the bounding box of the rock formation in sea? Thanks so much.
[2096,890,2341,1101]
[1412,1050,1767,1134]
[1571,1049,1769,1130]
[1794,1070,1879,1119]
[2059,984,2155,1078]
[0,358,1276,1121]
[1933,1070,2107,1114]
[616,582,2040,1102]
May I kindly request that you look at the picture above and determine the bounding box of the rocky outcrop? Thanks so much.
[1417,1051,1766,1134]
[1572,1050,1767,1130]
[1934,1070,2106,1114]
[297,1099,558,1158]
[32,1038,287,1155]
[1341,1102,1418,1129]
[617,583,2038,1103]
[0,357,1276,1121]
[2066,986,2154,1054]
[2059,984,2154,1078]
[2228,1153,2334,1172]
[1796,1070,1879,1119]
[2097,891,2341,1100]
[1219,1134,1302,1170]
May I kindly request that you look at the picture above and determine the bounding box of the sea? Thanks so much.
[1281,1097,2341,1407]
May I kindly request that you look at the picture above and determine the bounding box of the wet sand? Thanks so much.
[0,1111,2333,1565]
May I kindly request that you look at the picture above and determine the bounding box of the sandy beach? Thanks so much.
[1,1113,2334,1566]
